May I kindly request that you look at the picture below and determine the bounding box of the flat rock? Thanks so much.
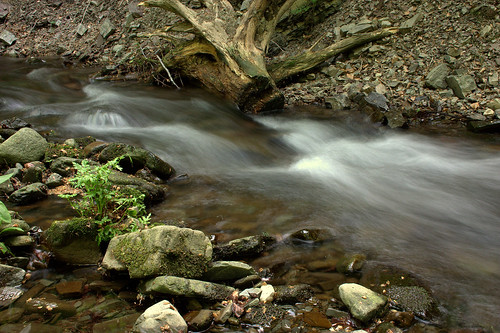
[446,75,477,99]
[0,307,24,324]
[55,280,84,297]
[132,300,187,333]
[0,30,16,46]
[185,309,213,332]
[25,297,77,317]
[99,18,116,39]
[339,283,387,322]
[0,286,23,308]
[139,276,234,301]
[0,264,25,286]
[204,261,256,281]
[467,120,500,133]
[213,235,275,260]
[0,128,48,165]
[425,63,450,89]
[102,226,212,279]
[93,313,140,333]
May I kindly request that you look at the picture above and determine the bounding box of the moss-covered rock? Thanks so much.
[102,226,212,279]
[43,218,102,265]
[108,171,167,204]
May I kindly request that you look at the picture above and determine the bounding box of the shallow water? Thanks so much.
[1,58,500,329]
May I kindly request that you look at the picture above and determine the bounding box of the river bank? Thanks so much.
[0,0,498,131]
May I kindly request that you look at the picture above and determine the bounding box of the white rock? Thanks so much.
[259,284,275,303]
[133,300,187,333]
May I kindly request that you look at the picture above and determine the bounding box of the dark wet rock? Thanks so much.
[55,280,84,298]
[50,157,81,177]
[325,94,351,111]
[446,75,477,99]
[386,286,437,320]
[45,173,64,188]
[3,235,33,247]
[133,300,187,333]
[0,307,24,324]
[470,4,497,19]
[336,254,366,275]
[339,283,387,322]
[0,176,14,195]
[0,286,23,308]
[184,309,213,332]
[364,92,389,111]
[0,219,29,236]
[43,218,101,265]
[92,313,140,333]
[326,307,349,320]
[213,235,276,261]
[108,171,167,204]
[25,297,77,317]
[90,297,132,318]
[242,303,286,326]
[0,30,16,46]
[301,311,332,328]
[0,118,29,130]
[213,300,232,324]
[8,182,47,205]
[467,120,500,133]
[233,274,261,289]
[425,64,450,89]
[83,141,107,157]
[1,323,63,333]
[289,228,333,243]
[274,284,314,304]
[139,275,234,301]
[99,143,175,181]
[5,256,29,269]
[359,263,429,293]
[384,310,415,327]
[0,128,48,165]
[385,110,408,129]
[88,280,128,293]
[377,322,404,333]
[204,261,256,282]
[102,226,212,279]
[22,163,44,184]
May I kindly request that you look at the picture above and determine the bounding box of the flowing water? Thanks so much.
[1,58,500,329]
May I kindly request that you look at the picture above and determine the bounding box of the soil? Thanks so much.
[0,0,499,131]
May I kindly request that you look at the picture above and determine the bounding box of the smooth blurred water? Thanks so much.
[1,58,500,328]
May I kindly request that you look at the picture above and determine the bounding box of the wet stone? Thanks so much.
[8,183,48,205]
[384,310,415,327]
[204,261,256,282]
[55,280,84,297]
[336,254,366,275]
[0,307,24,323]
[274,284,314,304]
[3,235,33,247]
[0,30,16,46]
[233,274,261,289]
[339,283,387,322]
[92,312,141,333]
[214,300,232,324]
[0,286,23,308]
[45,173,64,188]
[386,286,436,319]
[213,235,276,260]
[0,264,25,287]
[184,309,213,332]
[25,297,77,317]
[302,311,332,329]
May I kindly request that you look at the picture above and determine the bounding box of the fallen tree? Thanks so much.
[139,0,402,113]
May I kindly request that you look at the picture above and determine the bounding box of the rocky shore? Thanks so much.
[0,120,479,332]
[0,0,498,132]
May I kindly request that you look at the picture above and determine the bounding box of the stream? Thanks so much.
[1,58,500,329]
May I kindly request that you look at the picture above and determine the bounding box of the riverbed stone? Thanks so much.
[467,120,500,133]
[213,235,276,260]
[8,183,48,205]
[0,128,48,165]
[274,284,314,304]
[43,218,102,265]
[139,276,234,301]
[92,313,140,333]
[3,235,33,247]
[400,12,424,32]
[0,286,23,307]
[108,171,167,204]
[133,300,187,333]
[184,309,213,332]
[25,297,77,317]
[0,307,24,324]
[260,284,275,303]
[0,30,16,46]
[386,286,436,319]
[446,75,477,99]
[55,280,85,297]
[204,261,256,282]
[45,173,64,188]
[339,283,387,322]
[336,254,366,275]
[99,18,116,39]
[102,225,212,279]
[0,219,29,236]
[99,143,175,181]
[49,157,80,176]
[425,64,450,89]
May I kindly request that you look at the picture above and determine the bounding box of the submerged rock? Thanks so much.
[336,254,366,275]
[138,276,234,301]
[0,128,47,165]
[133,300,187,333]
[386,286,436,319]
[102,226,212,279]
[339,283,387,322]
[213,235,276,260]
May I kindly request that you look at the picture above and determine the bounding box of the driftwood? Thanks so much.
[139,0,401,113]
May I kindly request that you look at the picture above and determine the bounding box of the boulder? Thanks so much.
[425,64,450,89]
[138,276,234,301]
[0,128,48,165]
[204,261,256,282]
[49,157,80,177]
[0,264,25,286]
[339,283,387,322]
[45,173,64,188]
[99,143,175,181]
[446,75,477,99]
[132,300,187,333]
[43,218,102,265]
[102,226,212,279]
[8,183,47,205]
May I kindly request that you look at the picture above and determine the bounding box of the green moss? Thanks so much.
[44,217,97,247]
[44,143,84,163]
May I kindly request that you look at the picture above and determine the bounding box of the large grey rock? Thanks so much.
[8,183,47,205]
[138,276,234,301]
[0,128,48,165]
[204,261,256,282]
[0,264,25,287]
[0,30,16,46]
[446,75,477,99]
[132,300,187,333]
[364,92,389,111]
[425,63,450,89]
[43,218,102,265]
[99,18,116,39]
[339,283,387,322]
[99,143,175,181]
[102,226,212,279]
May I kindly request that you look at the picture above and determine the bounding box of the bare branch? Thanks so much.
[156,54,181,89]
[270,27,400,84]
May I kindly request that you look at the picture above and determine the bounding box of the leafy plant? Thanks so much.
[59,157,151,244]
[0,173,24,256]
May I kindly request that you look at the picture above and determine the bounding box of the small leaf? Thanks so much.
[0,202,11,224]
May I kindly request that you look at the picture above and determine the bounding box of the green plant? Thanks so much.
[59,157,151,244]
[0,173,24,256]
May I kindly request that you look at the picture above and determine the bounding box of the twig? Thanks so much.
[155,54,181,89]
[81,0,92,24]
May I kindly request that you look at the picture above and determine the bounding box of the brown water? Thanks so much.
[1,57,500,329]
